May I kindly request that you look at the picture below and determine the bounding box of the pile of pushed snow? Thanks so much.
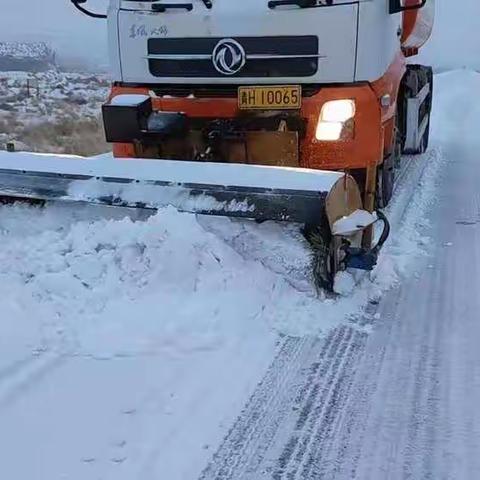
[0,203,322,358]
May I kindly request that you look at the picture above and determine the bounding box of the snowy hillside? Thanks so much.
[0,70,109,155]
[0,42,55,61]
[0,41,56,72]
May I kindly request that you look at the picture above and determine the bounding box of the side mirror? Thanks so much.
[389,0,427,14]
[71,0,107,18]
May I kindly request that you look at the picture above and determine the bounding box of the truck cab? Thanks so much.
[92,0,434,206]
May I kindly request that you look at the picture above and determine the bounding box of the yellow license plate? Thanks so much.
[238,85,302,110]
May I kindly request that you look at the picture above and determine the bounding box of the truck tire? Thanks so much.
[377,152,395,208]
[377,102,402,208]
[400,65,433,155]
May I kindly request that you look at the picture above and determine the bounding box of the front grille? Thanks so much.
[147,36,319,78]
[148,85,322,98]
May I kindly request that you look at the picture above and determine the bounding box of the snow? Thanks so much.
[1,205,287,359]
[0,125,445,349]
[0,41,54,60]
[332,209,376,236]
[333,270,356,296]
[0,203,282,479]
[68,179,258,214]
[110,94,151,106]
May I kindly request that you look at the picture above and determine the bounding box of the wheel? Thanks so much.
[303,220,336,293]
[393,109,403,169]
[377,101,402,210]
[419,113,431,153]
[401,65,433,155]
[377,152,395,209]
[420,67,433,153]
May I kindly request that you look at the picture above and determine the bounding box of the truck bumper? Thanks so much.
[106,82,385,171]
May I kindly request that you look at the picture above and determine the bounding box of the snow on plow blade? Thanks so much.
[0,152,363,227]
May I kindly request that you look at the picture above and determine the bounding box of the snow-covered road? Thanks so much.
[200,71,480,479]
[1,70,478,479]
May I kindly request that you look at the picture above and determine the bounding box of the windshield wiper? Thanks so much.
[152,2,193,12]
[71,0,107,18]
[268,0,328,9]
[151,1,210,11]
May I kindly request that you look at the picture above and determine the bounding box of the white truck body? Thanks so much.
[107,0,403,85]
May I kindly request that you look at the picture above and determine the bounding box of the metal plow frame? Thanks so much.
[0,168,330,225]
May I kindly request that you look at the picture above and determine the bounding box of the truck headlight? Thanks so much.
[316,99,356,141]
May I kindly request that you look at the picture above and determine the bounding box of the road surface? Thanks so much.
[200,88,480,479]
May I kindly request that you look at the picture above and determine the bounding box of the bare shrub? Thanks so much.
[21,116,108,156]
[0,113,22,134]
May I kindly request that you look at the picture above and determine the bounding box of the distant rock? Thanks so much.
[0,42,56,72]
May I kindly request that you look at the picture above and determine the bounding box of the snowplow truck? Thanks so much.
[0,0,434,291]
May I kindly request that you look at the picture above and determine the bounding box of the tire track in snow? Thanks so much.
[278,328,366,480]
[200,326,368,480]
[322,243,445,480]
[401,256,445,480]
[276,329,350,479]
[199,335,317,480]
[0,353,67,408]
[259,328,349,480]
[0,355,41,384]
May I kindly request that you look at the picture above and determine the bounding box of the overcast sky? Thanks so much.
[419,0,480,71]
[0,0,478,72]
[0,0,108,69]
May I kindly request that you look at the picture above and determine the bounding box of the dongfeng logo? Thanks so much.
[212,39,246,75]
